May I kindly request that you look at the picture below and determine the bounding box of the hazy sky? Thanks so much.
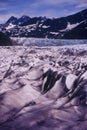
[0,0,87,23]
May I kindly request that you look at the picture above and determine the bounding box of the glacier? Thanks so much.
[11,37,87,46]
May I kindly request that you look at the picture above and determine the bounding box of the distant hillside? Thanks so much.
[0,32,13,46]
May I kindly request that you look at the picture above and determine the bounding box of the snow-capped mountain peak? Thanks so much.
[6,16,18,25]
[17,15,30,25]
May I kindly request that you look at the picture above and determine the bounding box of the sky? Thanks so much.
[0,0,87,23]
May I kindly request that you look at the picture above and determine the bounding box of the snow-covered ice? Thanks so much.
[0,45,87,130]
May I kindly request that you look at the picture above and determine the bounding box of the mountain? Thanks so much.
[0,32,13,46]
[0,8,87,39]
[6,16,18,26]
[17,15,30,25]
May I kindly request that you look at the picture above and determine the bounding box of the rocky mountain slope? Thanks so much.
[0,45,87,130]
[62,20,87,39]
[0,8,87,39]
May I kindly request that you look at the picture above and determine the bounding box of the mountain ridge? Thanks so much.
[0,8,87,39]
